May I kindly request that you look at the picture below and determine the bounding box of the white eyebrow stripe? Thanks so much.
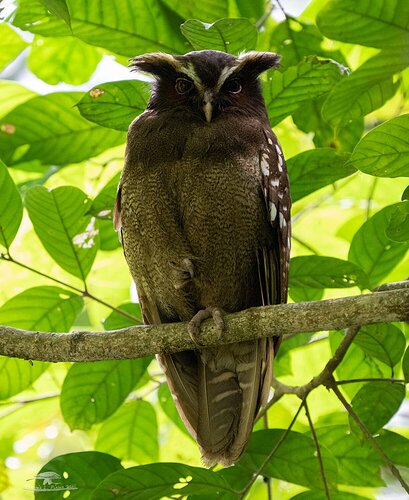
[179,63,205,94]
[215,65,239,92]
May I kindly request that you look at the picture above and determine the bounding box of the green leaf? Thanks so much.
[354,323,406,367]
[12,0,72,36]
[77,81,149,131]
[387,201,409,241]
[289,256,367,289]
[25,186,99,280]
[316,0,409,48]
[322,46,407,128]
[348,204,408,288]
[288,288,323,303]
[292,494,370,500]
[264,57,346,126]
[402,185,409,200]
[103,302,142,330]
[376,430,409,468]
[34,451,123,499]
[29,36,101,85]
[158,383,190,437]
[0,81,36,120]
[0,24,28,71]
[95,400,159,462]
[38,0,71,27]
[287,148,354,202]
[90,172,120,219]
[0,92,125,167]
[181,18,257,53]
[96,219,121,251]
[61,358,150,430]
[65,0,187,56]
[237,429,337,489]
[0,286,83,399]
[161,0,229,22]
[349,381,405,435]
[0,160,23,251]
[402,346,409,383]
[349,114,409,177]
[316,425,383,487]
[90,463,235,499]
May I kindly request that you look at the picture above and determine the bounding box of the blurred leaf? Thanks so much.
[95,400,159,462]
[181,18,257,53]
[103,302,142,330]
[25,186,99,280]
[97,218,121,251]
[0,93,125,166]
[0,286,83,399]
[349,114,409,177]
[34,451,123,499]
[292,493,370,500]
[12,0,72,36]
[235,0,264,23]
[0,160,23,250]
[354,323,406,368]
[322,47,407,128]
[158,383,190,437]
[161,0,229,22]
[61,358,151,430]
[90,463,235,499]
[0,462,9,493]
[265,56,346,126]
[348,204,408,288]
[38,0,71,26]
[77,81,149,131]
[29,36,101,85]
[316,425,383,487]
[0,24,28,71]
[289,256,368,289]
[0,81,36,120]
[386,200,409,242]
[349,382,405,435]
[316,0,409,48]
[376,429,409,468]
[90,172,120,219]
[402,346,409,383]
[237,429,337,489]
[288,287,323,302]
[66,0,187,56]
[287,148,354,202]
[402,185,409,200]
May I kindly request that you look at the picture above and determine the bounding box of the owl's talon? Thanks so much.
[188,307,225,346]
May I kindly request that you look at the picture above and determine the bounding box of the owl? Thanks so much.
[114,50,291,467]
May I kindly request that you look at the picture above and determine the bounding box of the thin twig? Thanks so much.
[291,235,320,255]
[336,378,404,386]
[256,1,275,30]
[303,399,331,499]
[328,378,409,495]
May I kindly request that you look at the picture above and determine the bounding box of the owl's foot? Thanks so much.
[170,258,194,290]
[188,307,225,346]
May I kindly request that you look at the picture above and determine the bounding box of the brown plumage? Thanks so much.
[114,50,291,467]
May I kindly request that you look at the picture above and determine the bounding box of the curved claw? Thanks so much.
[188,307,225,346]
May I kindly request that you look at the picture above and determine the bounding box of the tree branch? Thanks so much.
[0,287,408,363]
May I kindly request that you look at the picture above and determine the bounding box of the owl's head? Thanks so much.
[131,50,280,122]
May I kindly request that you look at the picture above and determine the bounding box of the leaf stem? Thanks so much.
[336,377,404,385]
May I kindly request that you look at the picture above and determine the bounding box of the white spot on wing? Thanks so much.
[279,212,287,228]
[261,157,269,176]
[269,201,277,221]
[270,178,279,188]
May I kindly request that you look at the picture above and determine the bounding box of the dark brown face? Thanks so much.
[130,50,281,123]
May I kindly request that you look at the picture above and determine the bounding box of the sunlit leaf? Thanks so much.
[161,0,229,22]
[90,463,235,499]
[12,0,72,36]
[265,56,347,126]
[0,286,83,399]
[385,200,409,242]
[0,160,23,251]
[61,358,151,430]
[289,256,368,289]
[403,346,409,383]
[25,186,99,280]
[287,148,354,202]
[38,0,71,26]
[103,302,142,330]
[349,114,409,177]
[181,18,257,53]
[288,287,323,303]
[158,383,190,437]
[348,204,408,287]
[316,0,409,48]
[77,81,149,131]
[90,172,120,219]
[0,24,28,71]
[0,93,125,166]
[34,451,123,499]
[0,81,36,120]
[349,381,405,435]
[292,493,370,500]
[95,400,159,462]
[377,430,409,468]
[354,323,406,367]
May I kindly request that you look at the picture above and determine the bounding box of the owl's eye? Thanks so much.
[224,79,242,94]
[175,78,193,94]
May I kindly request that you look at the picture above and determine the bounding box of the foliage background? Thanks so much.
[0,0,408,498]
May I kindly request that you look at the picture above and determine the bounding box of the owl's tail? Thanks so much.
[158,337,273,467]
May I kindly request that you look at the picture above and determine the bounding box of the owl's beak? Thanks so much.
[202,91,213,122]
